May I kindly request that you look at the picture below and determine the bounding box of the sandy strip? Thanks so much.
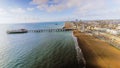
[73,30,120,68]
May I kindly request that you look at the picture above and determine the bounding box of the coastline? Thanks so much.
[72,32,86,68]
[64,22,120,68]
[73,30,120,68]
[64,22,86,68]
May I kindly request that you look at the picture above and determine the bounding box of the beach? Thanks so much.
[73,30,120,68]
[64,22,120,68]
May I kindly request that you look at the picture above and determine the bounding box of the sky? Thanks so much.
[0,0,120,23]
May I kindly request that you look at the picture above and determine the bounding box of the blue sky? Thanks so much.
[0,0,120,23]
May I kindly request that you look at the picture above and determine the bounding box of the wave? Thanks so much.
[72,32,86,68]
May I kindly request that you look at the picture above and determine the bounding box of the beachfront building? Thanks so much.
[81,24,85,32]
[116,24,120,30]
[106,29,120,35]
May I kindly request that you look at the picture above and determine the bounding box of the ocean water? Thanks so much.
[0,22,84,68]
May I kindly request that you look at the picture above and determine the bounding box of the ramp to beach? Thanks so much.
[74,30,120,68]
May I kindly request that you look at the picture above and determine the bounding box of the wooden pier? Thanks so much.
[7,28,75,34]
[28,28,74,33]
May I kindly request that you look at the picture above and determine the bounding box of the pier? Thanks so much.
[7,28,74,34]
[28,28,74,33]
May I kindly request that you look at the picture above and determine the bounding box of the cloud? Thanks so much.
[10,8,26,14]
[31,0,107,12]
[1,0,120,24]
[31,0,120,17]
[9,7,35,14]
[114,0,120,4]
[31,0,80,12]
[27,7,34,11]
[0,8,35,24]
[63,0,120,19]
[0,8,8,15]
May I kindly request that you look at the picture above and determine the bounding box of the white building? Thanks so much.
[106,29,120,35]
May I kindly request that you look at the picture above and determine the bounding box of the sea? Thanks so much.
[0,22,85,68]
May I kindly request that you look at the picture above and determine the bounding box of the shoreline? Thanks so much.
[64,22,86,68]
[64,22,120,68]
[72,32,86,68]
[73,30,120,68]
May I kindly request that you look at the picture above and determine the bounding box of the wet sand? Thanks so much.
[73,30,120,68]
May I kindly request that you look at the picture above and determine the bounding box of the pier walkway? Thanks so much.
[28,28,74,33]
